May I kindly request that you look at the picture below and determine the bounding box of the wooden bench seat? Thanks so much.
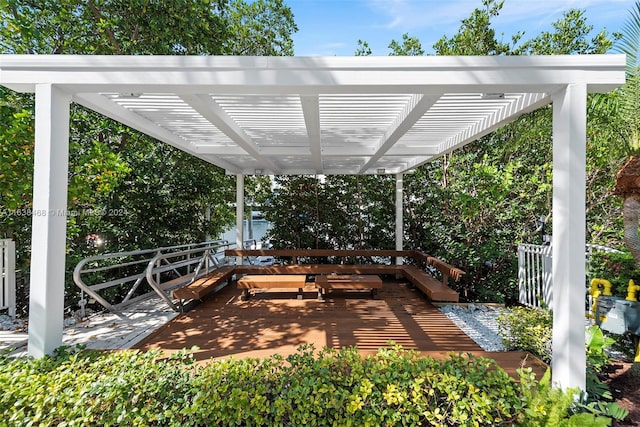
[315,274,382,300]
[237,274,308,300]
[400,265,459,302]
[172,265,235,301]
[236,263,459,302]
[236,274,308,289]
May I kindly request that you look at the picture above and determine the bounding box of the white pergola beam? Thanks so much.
[180,94,282,174]
[300,95,323,173]
[551,83,587,391]
[359,94,439,174]
[439,93,550,155]
[193,145,441,157]
[404,93,551,172]
[28,84,71,357]
[0,55,625,94]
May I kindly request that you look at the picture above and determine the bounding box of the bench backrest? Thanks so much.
[225,249,464,283]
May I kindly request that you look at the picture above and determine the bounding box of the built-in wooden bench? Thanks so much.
[315,274,382,300]
[237,274,308,300]
[400,265,459,302]
[228,249,462,303]
[172,265,235,301]
[171,250,462,309]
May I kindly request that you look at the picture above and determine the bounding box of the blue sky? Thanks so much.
[289,0,636,56]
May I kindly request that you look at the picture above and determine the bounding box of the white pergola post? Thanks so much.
[395,173,404,266]
[28,84,71,357]
[236,174,245,265]
[551,83,587,390]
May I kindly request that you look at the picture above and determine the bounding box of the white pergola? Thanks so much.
[0,54,625,390]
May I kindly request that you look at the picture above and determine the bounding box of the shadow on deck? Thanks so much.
[135,277,546,380]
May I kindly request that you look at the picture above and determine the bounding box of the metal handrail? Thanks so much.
[73,240,232,313]
[145,245,225,311]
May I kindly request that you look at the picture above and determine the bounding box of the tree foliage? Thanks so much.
[262,175,395,251]
[0,0,228,55]
[0,0,297,313]
[432,0,518,56]
[226,0,298,56]
[388,33,424,56]
[515,8,616,55]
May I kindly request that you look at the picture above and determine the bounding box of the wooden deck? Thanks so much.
[135,277,546,380]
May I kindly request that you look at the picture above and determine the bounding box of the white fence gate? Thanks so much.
[518,244,552,309]
[517,243,621,309]
[0,239,16,318]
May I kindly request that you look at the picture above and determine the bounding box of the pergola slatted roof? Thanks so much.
[0,54,623,176]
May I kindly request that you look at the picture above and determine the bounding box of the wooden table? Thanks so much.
[314,274,382,300]
[237,274,308,300]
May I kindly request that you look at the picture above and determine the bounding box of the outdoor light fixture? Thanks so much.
[377,168,386,174]
[118,93,142,98]
[481,93,505,100]
[254,169,263,175]
[536,215,551,245]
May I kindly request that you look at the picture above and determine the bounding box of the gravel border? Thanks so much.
[438,304,507,351]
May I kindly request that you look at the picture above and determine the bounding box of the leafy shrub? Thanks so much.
[0,346,197,427]
[517,369,616,427]
[585,325,614,374]
[497,306,553,363]
[497,312,628,423]
[189,345,525,426]
[0,343,625,426]
[583,325,629,422]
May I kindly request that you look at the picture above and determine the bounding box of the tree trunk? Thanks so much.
[623,194,640,265]
[615,156,640,266]
[615,156,640,370]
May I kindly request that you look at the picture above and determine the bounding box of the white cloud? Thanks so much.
[367,0,477,31]
[365,0,634,34]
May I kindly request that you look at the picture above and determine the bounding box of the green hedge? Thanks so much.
[0,344,613,426]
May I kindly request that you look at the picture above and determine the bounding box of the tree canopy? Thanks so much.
[0,0,297,313]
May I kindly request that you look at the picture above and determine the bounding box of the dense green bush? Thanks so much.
[0,346,197,426]
[497,306,553,363]
[0,344,623,426]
